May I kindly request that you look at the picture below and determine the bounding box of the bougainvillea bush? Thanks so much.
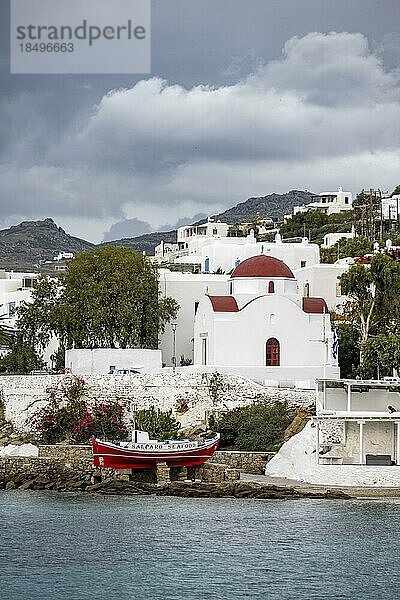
[29,376,129,444]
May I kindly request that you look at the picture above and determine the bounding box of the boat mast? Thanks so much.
[132,402,138,443]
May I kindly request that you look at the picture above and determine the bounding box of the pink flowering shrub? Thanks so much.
[30,376,129,444]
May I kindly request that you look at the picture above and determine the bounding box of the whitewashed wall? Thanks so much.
[65,348,162,374]
[0,371,314,434]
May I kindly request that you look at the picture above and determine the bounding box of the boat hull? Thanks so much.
[92,436,220,469]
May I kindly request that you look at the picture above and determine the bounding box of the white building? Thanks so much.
[291,187,353,217]
[265,378,400,487]
[54,252,74,261]
[295,262,351,311]
[193,255,339,389]
[65,348,162,375]
[321,226,356,249]
[154,219,230,265]
[382,195,400,221]
[0,270,38,335]
[315,379,400,468]
[200,232,320,274]
[158,269,229,366]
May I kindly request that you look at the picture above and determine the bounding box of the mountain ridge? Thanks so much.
[0,190,315,270]
[0,218,94,271]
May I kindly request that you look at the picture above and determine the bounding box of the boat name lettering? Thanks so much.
[132,442,197,451]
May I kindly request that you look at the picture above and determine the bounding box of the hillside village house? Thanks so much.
[321,226,356,249]
[382,194,400,221]
[291,186,353,217]
[2,214,350,386]
[153,219,230,267]
[193,255,339,389]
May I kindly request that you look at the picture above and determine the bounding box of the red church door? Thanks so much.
[266,338,280,366]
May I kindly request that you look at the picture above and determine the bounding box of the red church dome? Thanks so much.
[231,255,295,279]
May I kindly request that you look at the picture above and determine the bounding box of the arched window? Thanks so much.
[204,257,210,273]
[266,338,280,366]
[268,281,275,293]
[303,283,310,297]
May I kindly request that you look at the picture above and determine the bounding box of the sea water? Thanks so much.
[0,491,399,600]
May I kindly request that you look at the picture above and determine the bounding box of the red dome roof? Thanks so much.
[231,255,295,279]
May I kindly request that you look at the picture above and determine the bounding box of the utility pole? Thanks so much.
[171,323,177,372]
[379,188,383,241]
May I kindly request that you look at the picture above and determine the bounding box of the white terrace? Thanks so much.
[314,379,400,467]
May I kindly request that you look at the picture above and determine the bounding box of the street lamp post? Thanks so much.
[171,323,177,372]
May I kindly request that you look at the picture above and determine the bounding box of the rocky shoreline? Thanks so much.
[0,470,350,500]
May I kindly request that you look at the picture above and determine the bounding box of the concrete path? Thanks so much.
[240,472,400,498]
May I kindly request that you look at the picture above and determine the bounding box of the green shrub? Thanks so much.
[135,406,180,440]
[212,402,292,451]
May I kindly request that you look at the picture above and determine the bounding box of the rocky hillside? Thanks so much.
[104,230,176,256]
[110,190,315,255]
[207,190,315,224]
[0,218,94,272]
[0,191,316,269]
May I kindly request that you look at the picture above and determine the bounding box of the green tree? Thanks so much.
[0,335,44,374]
[212,402,292,451]
[135,406,180,440]
[16,276,60,351]
[17,246,179,350]
[340,254,400,368]
[335,321,360,378]
[321,237,372,264]
[391,184,400,197]
[0,305,13,348]
[362,334,400,379]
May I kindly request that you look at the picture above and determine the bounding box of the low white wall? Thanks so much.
[0,371,314,434]
[266,421,400,487]
[65,349,162,375]
[186,365,340,389]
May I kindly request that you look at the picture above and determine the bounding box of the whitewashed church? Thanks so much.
[193,254,339,388]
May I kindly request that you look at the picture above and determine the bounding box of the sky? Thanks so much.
[1,0,400,243]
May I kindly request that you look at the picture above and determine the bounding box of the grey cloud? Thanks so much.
[102,218,152,242]
[257,32,399,106]
[158,213,208,231]
[57,32,399,176]
[1,31,400,242]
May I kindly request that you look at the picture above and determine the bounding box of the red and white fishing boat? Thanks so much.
[92,429,220,469]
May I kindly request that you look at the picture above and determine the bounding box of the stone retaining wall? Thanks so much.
[38,444,92,459]
[210,450,275,475]
[0,454,239,489]
[36,445,274,475]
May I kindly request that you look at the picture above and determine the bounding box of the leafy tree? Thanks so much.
[334,322,360,378]
[17,246,179,350]
[212,402,292,451]
[280,210,354,244]
[16,276,60,351]
[321,237,372,264]
[340,254,400,368]
[0,305,14,348]
[0,335,44,374]
[391,184,400,197]
[362,334,400,379]
[280,211,329,240]
[135,406,180,440]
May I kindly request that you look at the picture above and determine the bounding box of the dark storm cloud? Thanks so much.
[0,1,399,241]
[102,218,152,242]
